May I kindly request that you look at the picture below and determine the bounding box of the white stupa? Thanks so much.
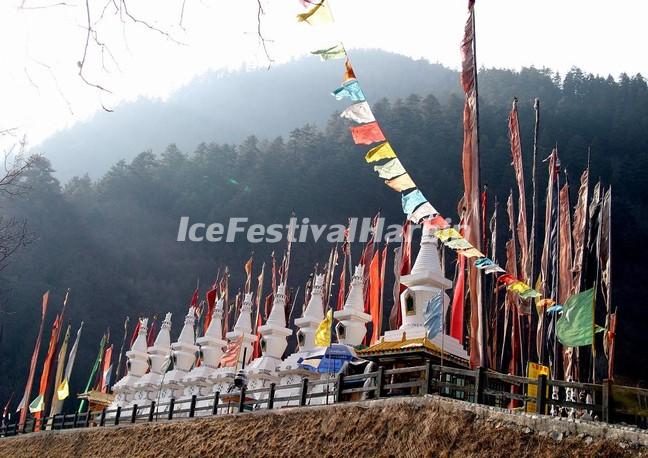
[111,318,149,407]
[383,223,469,360]
[159,307,199,399]
[334,265,371,346]
[246,283,293,390]
[133,313,173,403]
[182,298,227,396]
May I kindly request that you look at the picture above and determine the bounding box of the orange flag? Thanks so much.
[343,58,356,82]
[369,251,381,345]
[34,313,61,426]
[350,122,385,145]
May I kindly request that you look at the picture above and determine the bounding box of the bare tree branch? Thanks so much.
[256,0,274,69]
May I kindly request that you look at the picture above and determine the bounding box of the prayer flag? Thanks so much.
[48,324,71,416]
[572,168,589,294]
[457,247,484,258]
[425,215,450,230]
[401,189,427,215]
[19,291,49,427]
[365,142,396,163]
[556,288,596,347]
[29,394,44,414]
[56,379,69,402]
[314,309,333,347]
[340,101,375,124]
[434,228,462,242]
[445,237,474,250]
[332,80,365,102]
[311,43,346,60]
[296,0,333,25]
[424,292,443,340]
[373,158,405,179]
[220,336,243,368]
[343,58,356,81]
[100,345,113,393]
[244,255,254,294]
[368,251,381,345]
[385,173,416,192]
[450,234,466,341]
[408,202,438,224]
[34,314,62,424]
[390,222,411,330]
[350,121,385,145]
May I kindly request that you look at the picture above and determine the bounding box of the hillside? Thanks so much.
[34,51,459,180]
[0,396,645,458]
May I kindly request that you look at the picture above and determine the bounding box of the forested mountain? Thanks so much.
[2,55,648,409]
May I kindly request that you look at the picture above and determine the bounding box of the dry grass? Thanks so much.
[1,399,645,458]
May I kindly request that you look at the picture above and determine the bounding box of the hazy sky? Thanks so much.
[0,0,646,151]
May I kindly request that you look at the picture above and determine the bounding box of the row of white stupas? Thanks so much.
[109,225,469,414]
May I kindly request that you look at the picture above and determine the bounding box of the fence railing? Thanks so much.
[2,363,647,438]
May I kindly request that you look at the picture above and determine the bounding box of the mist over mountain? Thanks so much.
[35,51,459,180]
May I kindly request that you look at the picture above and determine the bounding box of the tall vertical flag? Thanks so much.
[32,314,62,425]
[600,187,613,377]
[571,167,589,294]
[205,283,218,334]
[450,217,466,341]
[48,324,71,417]
[100,345,113,393]
[244,255,254,294]
[460,0,485,368]
[19,291,49,427]
[78,333,106,413]
[390,221,411,330]
[424,293,444,341]
[368,251,381,345]
[55,321,83,404]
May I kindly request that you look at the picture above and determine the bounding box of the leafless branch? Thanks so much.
[18,1,75,10]
[179,0,187,30]
[78,0,112,93]
[120,0,185,45]
[31,58,74,115]
[256,0,274,69]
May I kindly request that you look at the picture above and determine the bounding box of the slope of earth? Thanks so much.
[1,396,646,458]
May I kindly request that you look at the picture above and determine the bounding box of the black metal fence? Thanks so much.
[3,364,647,438]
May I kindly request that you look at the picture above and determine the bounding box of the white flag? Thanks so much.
[340,101,375,124]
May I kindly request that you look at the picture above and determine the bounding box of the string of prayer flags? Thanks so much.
[408,202,438,224]
[401,189,427,215]
[425,215,450,230]
[385,173,416,192]
[365,142,396,163]
[373,158,406,179]
[340,101,375,124]
[296,0,333,25]
[350,121,385,145]
[312,43,346,61]
[332,80,366,102]
[446,238,474,250]
[433,228,462,242]
[519,288,541,299]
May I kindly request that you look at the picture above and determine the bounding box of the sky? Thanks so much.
[0,0,646,152]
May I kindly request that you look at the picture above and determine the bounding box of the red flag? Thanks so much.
[461,0,485,368]
[368,251,381,345]
[252,313,263,360]
[205,285,218,333]
[389,222,411,330]
[244,255,254,294]
[19,291,49,427]
[350,122,385,145]
[146,316,157,347]
[343,58,356,82]
[379,244,388,336]
[450,250,466,341]
[190,287,199,308]
[34,313,62,424]
[558,184,574,304]
[129,319,141,350]
[2,392,14,419]
[337,251,347,311]
[100,345,113,393]
[571,167,589,294]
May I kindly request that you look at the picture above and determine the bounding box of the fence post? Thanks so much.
[40,415,48,431]
[375,366,385,398]
[84,410,91,428]
[148,401,156,422]
[73,412,79,428]
[189,395,197,418]
[100,408,106,427]
[212,392,220,415]
[168,398,175,421]
[536,374,547,415]
[131,405,138,424]
[424,360,434,395]
[335,372,345,403]
[602,379,614,424]
[238,387,247,413]
[299,378,309,406]
[268,383,276,410]
[474,367,485,404]
[114,406,121,426]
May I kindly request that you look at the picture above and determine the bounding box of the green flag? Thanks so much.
[556,288,596,347]
[78,334,106,413]
[29,394,44,413]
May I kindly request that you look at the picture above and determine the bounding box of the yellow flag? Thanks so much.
[385,173,416,192]
[57,379,69,401]
[433,228,462,242]
[296,1,333,25]
[457,247,485,258]
[314,309,333,347]
[365,142,397,163]
[507,281,529,294]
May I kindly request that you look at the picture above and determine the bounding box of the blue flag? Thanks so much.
[424,292,443,340]
[332,80,366,102]
[401,189,427,215]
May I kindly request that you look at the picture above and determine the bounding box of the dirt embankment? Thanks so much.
[1,396,646,458]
